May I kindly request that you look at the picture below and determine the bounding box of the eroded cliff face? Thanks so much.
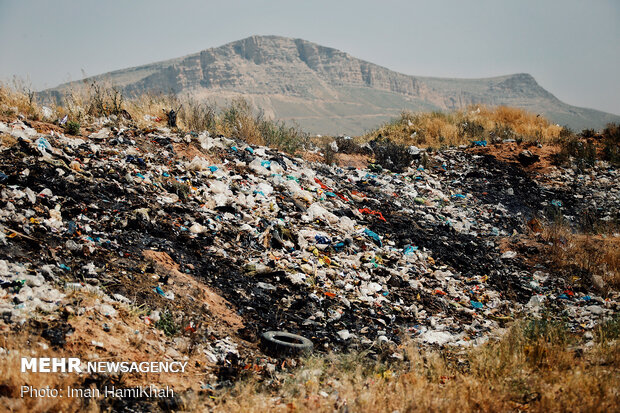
[73,36,484,101]
[293,38,423,96]
[40,35,620,134]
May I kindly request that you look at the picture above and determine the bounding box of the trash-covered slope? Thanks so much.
[0,119,618,380]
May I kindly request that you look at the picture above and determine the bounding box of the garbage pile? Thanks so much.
[0,118,618,363]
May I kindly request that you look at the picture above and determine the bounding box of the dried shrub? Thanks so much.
[85,81,125,117]
[365,105,563,148]
[554,132,597,168]
[372,139,415,172]
[258,118,308,154]
[601,123,620,166]
[334,136,361,154]
[0,79,42,120]
[543,219,620,292]
[180,98,217,132]
[322,142,335,165]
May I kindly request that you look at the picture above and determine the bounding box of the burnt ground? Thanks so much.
[0,142,615,348]
[0,122,618,412]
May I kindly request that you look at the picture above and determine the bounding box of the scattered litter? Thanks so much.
[0,117,616,375]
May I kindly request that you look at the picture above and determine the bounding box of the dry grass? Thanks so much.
[364,105,564,149]
[3,81,566,156]
[0,82,588,158]
[125,92,179,128]
[208,319,619,412]
[0,81,43,120]
[217,97,263,144]
[476,105,562,139]
[1,313,617,412]
[1,81,309,154]
[543,220,620,292]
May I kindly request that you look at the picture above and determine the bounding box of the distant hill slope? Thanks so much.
[40,35,620,135]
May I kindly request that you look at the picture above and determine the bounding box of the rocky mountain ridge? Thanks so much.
[41,35,620,134]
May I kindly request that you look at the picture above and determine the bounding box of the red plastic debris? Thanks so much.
[358,208,386,222]
[314,178,331,190]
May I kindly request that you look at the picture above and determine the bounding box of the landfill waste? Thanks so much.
[0,117,618,393]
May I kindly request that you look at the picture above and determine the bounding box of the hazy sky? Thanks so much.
[1,0,618,114]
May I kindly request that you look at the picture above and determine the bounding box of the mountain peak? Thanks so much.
[40,36,620,134]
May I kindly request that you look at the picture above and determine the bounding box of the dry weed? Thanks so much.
[366,105,564,149]
[208,320,619,412]
[543,220,620,291]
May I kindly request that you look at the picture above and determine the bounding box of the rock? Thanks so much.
[517,150,540,166]
[590,274,606,292]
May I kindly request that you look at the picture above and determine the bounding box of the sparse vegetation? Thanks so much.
[209,318,619,412]
[364,105,563,148]
[543,217,619,292]
[333,136,362,154]
[3,81,616,166]
[86,81,125,118]
[168,179,191,201]
[322,141,335,165]
[0,80,42,120]
[553,127,597,168]
[371,139,415,172]
[601,123,620,166]
[155,309,179,337]
[215,98,308,152]
[2,81,310,154]
[551,122,620,168]
[64,120,80,135]
[258,117,308,154]
[180,96,217,132]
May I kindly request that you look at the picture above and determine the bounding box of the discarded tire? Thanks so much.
[260,331,313,356]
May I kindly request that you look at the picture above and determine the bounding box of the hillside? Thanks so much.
[0,111,618,411]
[40,35,620,135]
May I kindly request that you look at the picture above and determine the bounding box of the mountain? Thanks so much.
[40,35,620,135]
